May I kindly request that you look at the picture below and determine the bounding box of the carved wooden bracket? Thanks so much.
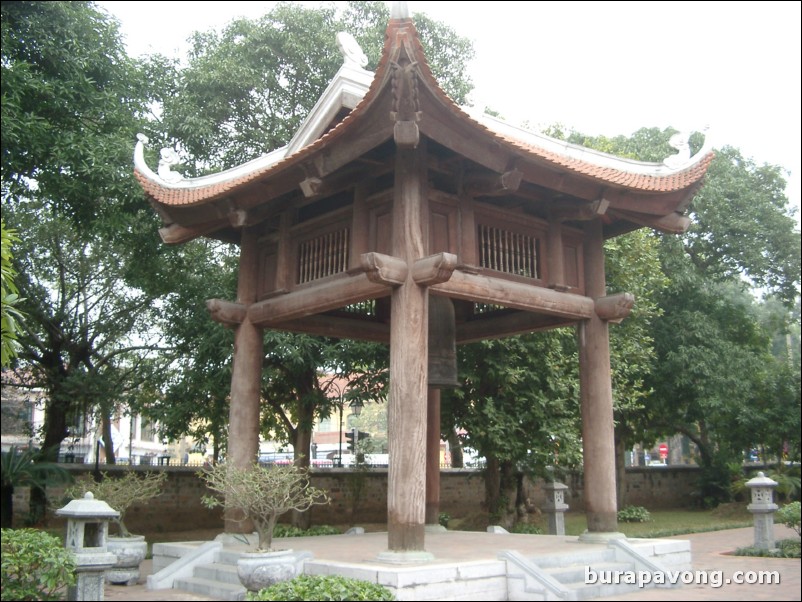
[609,210,691,234]
[299,176,323,198]
[412,252,458,286]
[465,170,522,196]
[394,121,420,148]
[595,292,635,323]
[206,299,247,326]
[361,252,408,286]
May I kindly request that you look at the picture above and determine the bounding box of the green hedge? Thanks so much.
[246,574,394,601]
[1,529,76,601]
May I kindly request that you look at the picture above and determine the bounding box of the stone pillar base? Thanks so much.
[376,550,435,564]
[578,530,627,544]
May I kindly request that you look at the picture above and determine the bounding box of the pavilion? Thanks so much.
[135,3,712,562]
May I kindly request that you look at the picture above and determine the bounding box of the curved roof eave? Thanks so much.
[134,14,713,210]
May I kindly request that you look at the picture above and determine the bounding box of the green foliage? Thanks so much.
[438,512,450,528]
[0,528,76,601]
[776,501,801,537]
[510,522,543,534]
[272,524,341,538]
[734,538,801,559]
[692,460,743,509]
[1,446,71,528]
[1,219,25,366]
[246,574,394,601]
[200,463,330,551]
[61,471,167,537]
[162,1,474,173]
[617,505,652,523]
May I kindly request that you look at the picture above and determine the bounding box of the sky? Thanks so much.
[99,1,801,221]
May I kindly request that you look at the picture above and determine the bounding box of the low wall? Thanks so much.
[16,464,703,533]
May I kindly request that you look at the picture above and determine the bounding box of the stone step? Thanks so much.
[217,548,248,566]
[546,561,634,585]
[532,547,615,569]
[174,575,247,601]
[194,562,242,585]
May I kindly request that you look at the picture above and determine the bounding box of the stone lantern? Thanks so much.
[543,481,570,536]
[56,492,119,601]
[745,471,779,550]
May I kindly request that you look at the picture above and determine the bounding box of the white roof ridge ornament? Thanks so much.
[336,32,368,69]
[391,1,410,19]
[464,109,713,176]
[134,133,288,189]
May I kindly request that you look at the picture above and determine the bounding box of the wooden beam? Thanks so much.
[412,252,458,286]
[159,221,228,245]
[456,311,575,343]
[595,293,635,323]
[362,252,408,286]
[270,314,390,343]
[608,209,691,234]
[206,299,246,326]
[431,269,595,320]
[248,272,390,326]
[465,169,523,196]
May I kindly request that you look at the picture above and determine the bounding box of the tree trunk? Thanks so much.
[448,430,463,468]
[484,455,517,528]
[101,410,116,465]
[291,400,314,529]
[614,428,627,509]
[1,485,13,528]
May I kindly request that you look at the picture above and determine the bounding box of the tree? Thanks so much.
[1,219,25,367]
[567,126,801,504]
[446,330,582,527]
[200,462,330,551]
[161,1,474,173]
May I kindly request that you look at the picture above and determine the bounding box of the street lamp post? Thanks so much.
[329,380,363,468]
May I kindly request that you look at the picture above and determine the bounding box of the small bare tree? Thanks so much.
[62,471,167,536]
[200,463,330,551]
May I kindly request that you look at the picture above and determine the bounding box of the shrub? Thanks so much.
[617,505,652,523]
[273,524,341,538]
[246,574,394,601]
[200,463,330,551]
[1,528,76,601]
[776,501,801,537]
[734,538,801,559]
[510,522,543,534]
[61,471,167,536]
[438,512,450,528]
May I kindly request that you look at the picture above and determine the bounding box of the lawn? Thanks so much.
[564,507,752,538]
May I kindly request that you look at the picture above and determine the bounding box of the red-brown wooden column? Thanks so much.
[577,220,622,539]
[425,387,441,527]
[225,226,264,532]
[382,142,432,560]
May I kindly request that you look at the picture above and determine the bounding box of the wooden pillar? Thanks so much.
[547,217,566,291]
[425,387,441,526]
[578,220,620,537]
[225,227,264,532]
[385,143,430,555]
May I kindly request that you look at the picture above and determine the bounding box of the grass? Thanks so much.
[734,538,801,558]
[564,509,752,538]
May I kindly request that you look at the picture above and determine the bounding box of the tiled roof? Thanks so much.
[136,16,712,208]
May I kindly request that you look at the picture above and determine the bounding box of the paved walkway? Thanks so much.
[104,525,801,601]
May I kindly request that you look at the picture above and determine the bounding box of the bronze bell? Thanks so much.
[428,295,460,388]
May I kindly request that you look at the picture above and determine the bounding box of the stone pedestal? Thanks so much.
[746,472,779,550]
[106,535,148,585]
[237,550,312,592]
[543,481,569,536]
